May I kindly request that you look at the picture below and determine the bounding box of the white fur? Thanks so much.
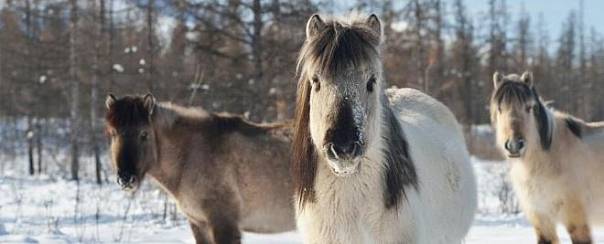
[297,88,477,244]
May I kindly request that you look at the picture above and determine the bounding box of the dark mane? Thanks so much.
[105,96,150,128]
[204,113,282,137]
[382,104,418,209]
[564,116,584,138]
[297,18,380,82]
[491,81,552,150]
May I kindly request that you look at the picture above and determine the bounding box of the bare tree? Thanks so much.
[146,0,156,93]
[452,0,479,125]
[91,0,105,185]
[69,0,80,181]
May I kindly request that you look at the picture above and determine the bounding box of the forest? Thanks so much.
[0,0,602,181]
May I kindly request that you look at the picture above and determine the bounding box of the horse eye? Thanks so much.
[367,76,376,92]
[526,105,532,113]
[311,75,320,91]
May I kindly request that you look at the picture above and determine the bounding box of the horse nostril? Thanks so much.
[325,143,339,160]
[504,140,512,151]
[504,138,525,154]
[332,141,360,158]
[517,139,525,150]
[117,170,135,187]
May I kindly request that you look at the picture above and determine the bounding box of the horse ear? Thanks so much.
[306,14,326,39]
[366,14,382,40]
[105,94,117,110]
[493,72,504,88]
[143,93,156,115]
[521,71,533,86]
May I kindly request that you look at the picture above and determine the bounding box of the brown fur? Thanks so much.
[105,94,295,244]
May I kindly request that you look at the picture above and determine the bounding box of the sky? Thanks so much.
[463,0,604,39]
[328,0,604,47]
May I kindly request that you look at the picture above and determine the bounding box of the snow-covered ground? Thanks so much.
[1,157,604,243]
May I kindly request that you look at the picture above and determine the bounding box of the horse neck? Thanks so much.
[145,107,187,194]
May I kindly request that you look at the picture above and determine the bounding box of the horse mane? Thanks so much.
[293,14,415,209]
[382,102,418,209]
[564,115,584,138]
[491,79,553,150]
[292,72,317,208]
[154,102,285,139]
[107,95,285,139]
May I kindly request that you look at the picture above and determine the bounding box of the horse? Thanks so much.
[490,71,604,244]
[104,94,295,244]
[291,13,477,244]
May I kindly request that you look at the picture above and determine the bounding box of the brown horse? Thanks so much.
[104,94,295,244]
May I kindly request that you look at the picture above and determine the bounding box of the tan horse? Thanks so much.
[104,94,295,244]
[490,72,604,244]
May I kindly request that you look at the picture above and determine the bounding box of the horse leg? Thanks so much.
[189,221,213,244]
[203,198,242,244]
[561,199,592,244]
[208,213,241,244]
[527,211,559,244]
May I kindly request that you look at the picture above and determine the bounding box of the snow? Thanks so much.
[112,64,124,73]
[2,157,604,243]
[390,21,408,32]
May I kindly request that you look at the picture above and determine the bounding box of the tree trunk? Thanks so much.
[69,0,80,181]
[36,119,42,174]
[91,0,106,185]
[108,0,115,91]
[250,0,265,121]
[27,117,34,175]
[146,0,155,93]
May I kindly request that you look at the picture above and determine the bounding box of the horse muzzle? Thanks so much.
[117,173,139,190]
[504,138,525,158]
[323,142,363,177]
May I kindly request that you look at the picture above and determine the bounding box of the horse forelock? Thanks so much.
[297,17,380,83]
[106,96,150,129]
[492,81,534,108]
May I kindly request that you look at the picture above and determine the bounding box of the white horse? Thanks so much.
[291,13,477,244]
[491,72,604,244]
